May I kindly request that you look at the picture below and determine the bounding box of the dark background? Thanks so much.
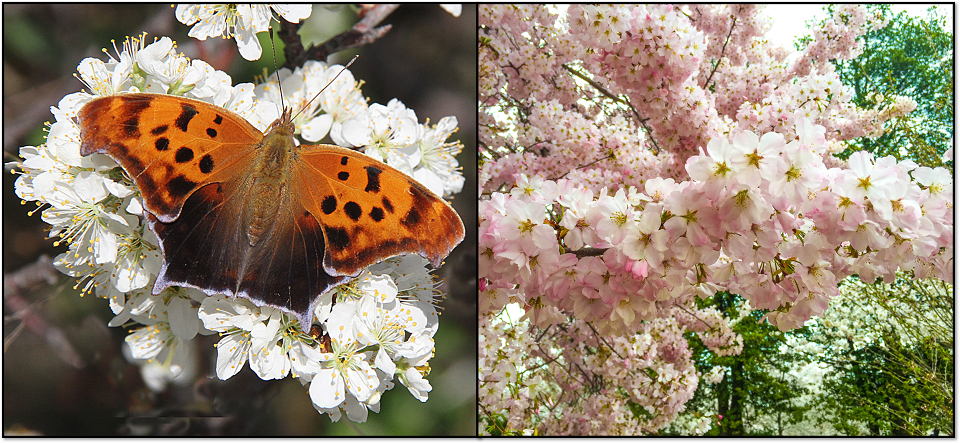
[3,4,477,436]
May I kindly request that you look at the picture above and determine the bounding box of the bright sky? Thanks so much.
[764,4,953,49]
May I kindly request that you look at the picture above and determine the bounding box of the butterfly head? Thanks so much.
[267,107,297,138]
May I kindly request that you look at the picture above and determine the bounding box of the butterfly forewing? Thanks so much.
[294,144,466,276]
[78,93,262,222]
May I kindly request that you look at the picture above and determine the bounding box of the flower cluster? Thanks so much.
[481,119,952,334]
[198,256,442,422]
[480,5,918,193]
[12,33,463,422]
[176,4,312,61]
[479,309,699,435]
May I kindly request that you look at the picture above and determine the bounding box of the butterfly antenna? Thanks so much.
[292,55,359,121]
[269,27,284,116]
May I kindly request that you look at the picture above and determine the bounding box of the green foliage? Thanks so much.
[481,413,526,436]
[818,338,953,435]
[828,5,953,168]
[665,292,814,436]
[807,275,954,436]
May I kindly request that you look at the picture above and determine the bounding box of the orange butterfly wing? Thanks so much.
[294,145,466,276]
[78,93,261,222]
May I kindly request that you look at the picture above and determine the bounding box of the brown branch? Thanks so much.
[555,152,615,180]
[703,8,740,88]
[279,4,398,69]
[562,64,662,155]
[567,247,607,258]
[3,254,59,296]
[584,322,624,360]
[3,255,86,369]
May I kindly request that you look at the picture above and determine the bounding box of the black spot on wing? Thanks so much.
[382,196,394,213]
[402,186,432,228]
[340,156,349,166]
[118,99,150,137]
[151,125,168,135]
[364,166,382,193]
[338,171,349,181]
[321,196,337,215]
[402,207,421,227]
[370,207,384,222]
[326,226,350,250]
[167,175,197,199]
[344,201,362,221]
[206,128,218,138]
[138,172,157,191]
[199,154,215,174]
[175,104,199,132]
[121,117,140,139]
[175,147,194,163]
[155,138,170,151]
[213,114,223,125]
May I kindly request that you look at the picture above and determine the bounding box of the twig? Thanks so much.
[279,4,398,69]
[3,255,86,369]
[563,64,624,104]
[703,8,739,88]
[565,247,607,258]
[556,152,616,180]
[562,64,662,154]
[585,322,624,360]
[3,254,59,295]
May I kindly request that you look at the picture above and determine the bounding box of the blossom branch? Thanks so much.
[703,9,739,88]
[566,247,607,258]
[556,152,615,180]
[3,255,85,369]
[562,64,662,154]
[585,322,624,360]
[279,4,398,69]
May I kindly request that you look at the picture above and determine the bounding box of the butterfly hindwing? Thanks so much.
[150,176,346,328]
[149,181,248,298]
[234,198,347,327]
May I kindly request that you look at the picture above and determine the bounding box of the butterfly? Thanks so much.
[77,92,464,330]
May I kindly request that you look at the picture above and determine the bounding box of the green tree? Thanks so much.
[664,292,813,436]
[805,275,953,436]
[822,5,953,167]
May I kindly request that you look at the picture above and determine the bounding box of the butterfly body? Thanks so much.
[78,93,464,329]
[242,110,296,247]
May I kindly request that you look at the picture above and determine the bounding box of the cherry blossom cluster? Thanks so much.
[12,32,463,422]
[479,308,701,435]
[481,118,952,333]
[480,5,916,191]
[674,306,743,357]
